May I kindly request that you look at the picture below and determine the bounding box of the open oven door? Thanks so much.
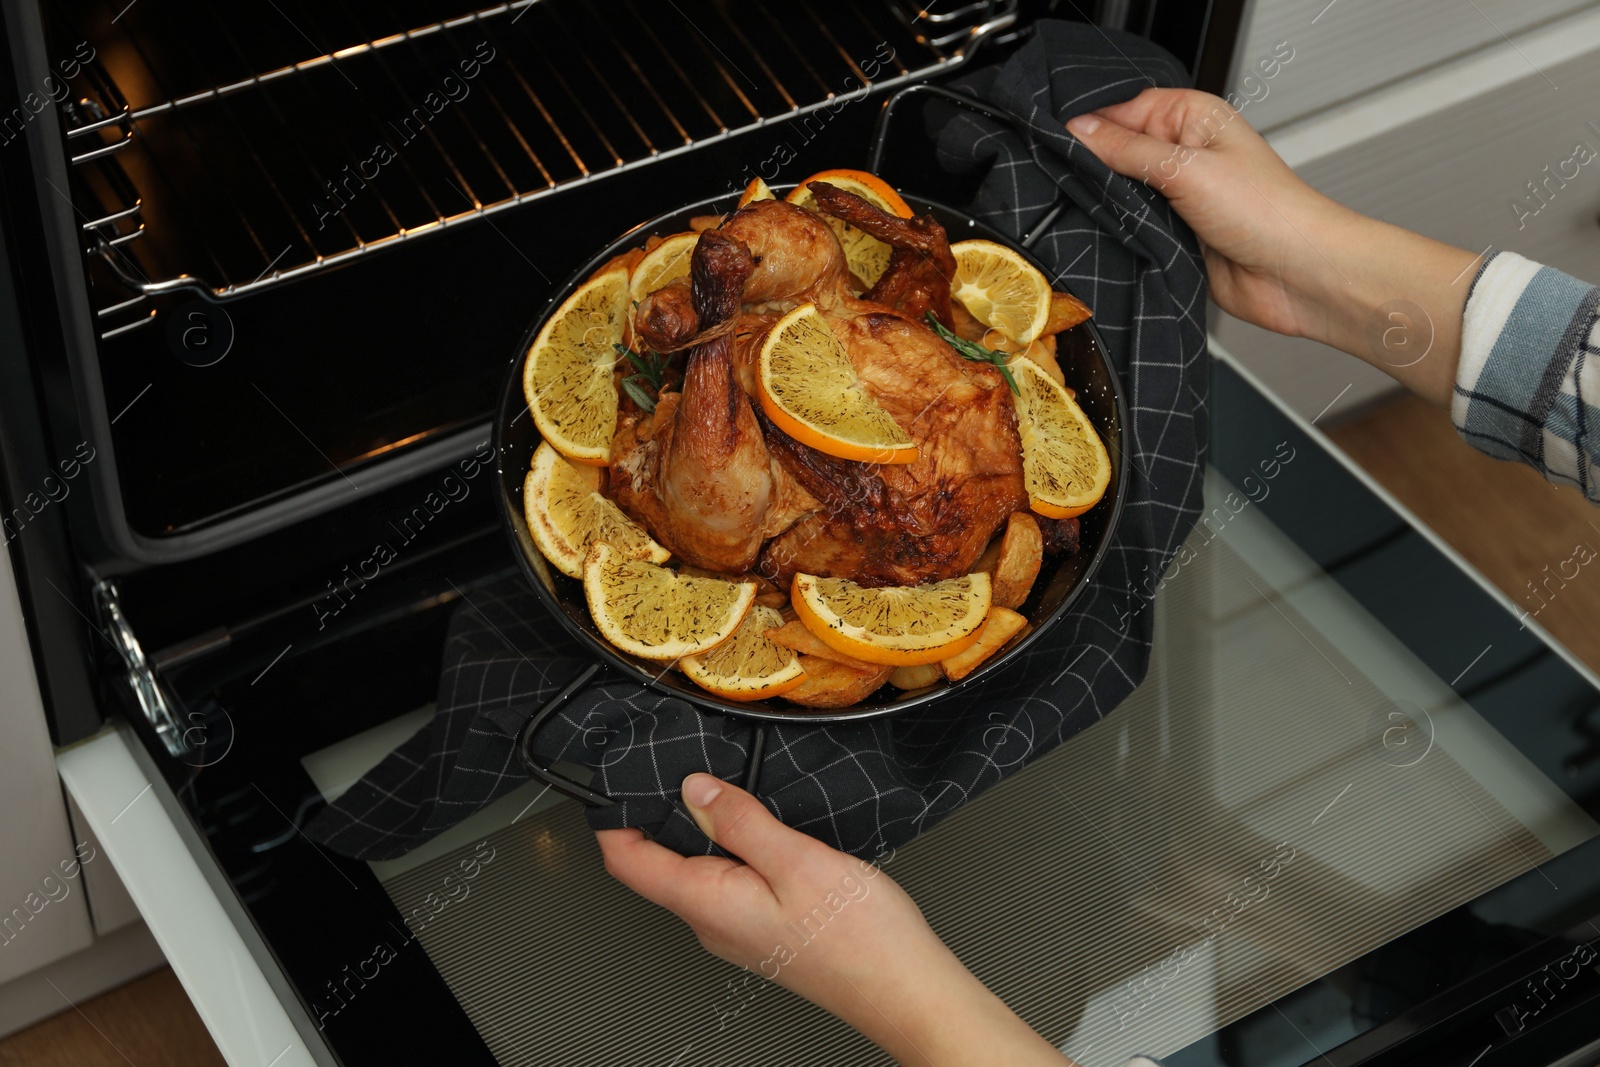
[58,726,329,1067]
[41,360,1600,1067]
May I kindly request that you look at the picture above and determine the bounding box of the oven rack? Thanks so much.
[60,0,1016,335]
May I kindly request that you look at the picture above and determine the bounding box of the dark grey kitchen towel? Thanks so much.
[307,21,1209,861]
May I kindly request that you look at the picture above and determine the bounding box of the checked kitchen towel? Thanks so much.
[307,21,1209,862]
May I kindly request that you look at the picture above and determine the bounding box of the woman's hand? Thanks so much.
[1066,88,1344,340]
[596,774,1071,1066]
[1066,88,1480,405]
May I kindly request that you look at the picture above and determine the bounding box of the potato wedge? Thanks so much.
[1018,336,1066,388]
[940,607,1028,681]
[1043,290,1093,334]
[888,663,942,691]
[992,511,1044,609]
[764,620,879,673]
[784,657,892,708]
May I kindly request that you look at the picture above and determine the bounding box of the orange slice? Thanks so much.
[524,442,670,579]
[737,176,777,207]
[950,239,1053,345]
[523,266,629,466]
[786,168,912,217]
[628,232,699,305]
[786,168,912,288]
[1009,355,1111,519]
[791,571,992,666]
[681,605,807,700]
[583,543,755,661]
[756,303,915,464]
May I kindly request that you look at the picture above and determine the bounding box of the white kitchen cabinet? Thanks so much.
[0,540,93,987]
[1234,0,1593,133]
[0,537,170,1039]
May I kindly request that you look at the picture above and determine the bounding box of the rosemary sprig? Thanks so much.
[923,312,1020,395]
[620,377,657,413]
[616,343,668,385]
[614,343,673,414]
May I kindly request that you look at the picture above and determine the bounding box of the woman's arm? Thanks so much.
[597,774,1074,1067]
[1067,88,1600,500]
[1064,90,1480,404]
[1449,250,1600,502]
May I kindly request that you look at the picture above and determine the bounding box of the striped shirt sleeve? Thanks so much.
[1452,250,1600,502]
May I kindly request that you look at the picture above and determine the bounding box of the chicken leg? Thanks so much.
[610,230,798,572]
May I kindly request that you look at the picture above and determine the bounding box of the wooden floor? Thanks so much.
[1328,392,1600,672]
[0,967,224,1067]
[3,393,1595,1066]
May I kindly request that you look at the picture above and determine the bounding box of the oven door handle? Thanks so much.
[515,663,771,807]
[867,83,1065,250]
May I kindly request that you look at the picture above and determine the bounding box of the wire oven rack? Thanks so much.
[59,0,1016,339]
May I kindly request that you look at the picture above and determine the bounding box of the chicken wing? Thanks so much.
[806,180,956,326]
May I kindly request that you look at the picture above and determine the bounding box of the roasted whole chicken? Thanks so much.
[608,185,1056,587]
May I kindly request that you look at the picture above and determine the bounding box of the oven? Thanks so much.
[7,1,1600,1066]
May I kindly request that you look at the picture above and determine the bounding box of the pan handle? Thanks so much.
[866,83,1064,251]
[743,724,767,795]
[515,663,774,809]
[516,661,617,807]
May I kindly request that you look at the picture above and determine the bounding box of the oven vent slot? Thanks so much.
[60,0,1016,320]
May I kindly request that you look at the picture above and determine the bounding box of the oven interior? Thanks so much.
[46,0,1019,547]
